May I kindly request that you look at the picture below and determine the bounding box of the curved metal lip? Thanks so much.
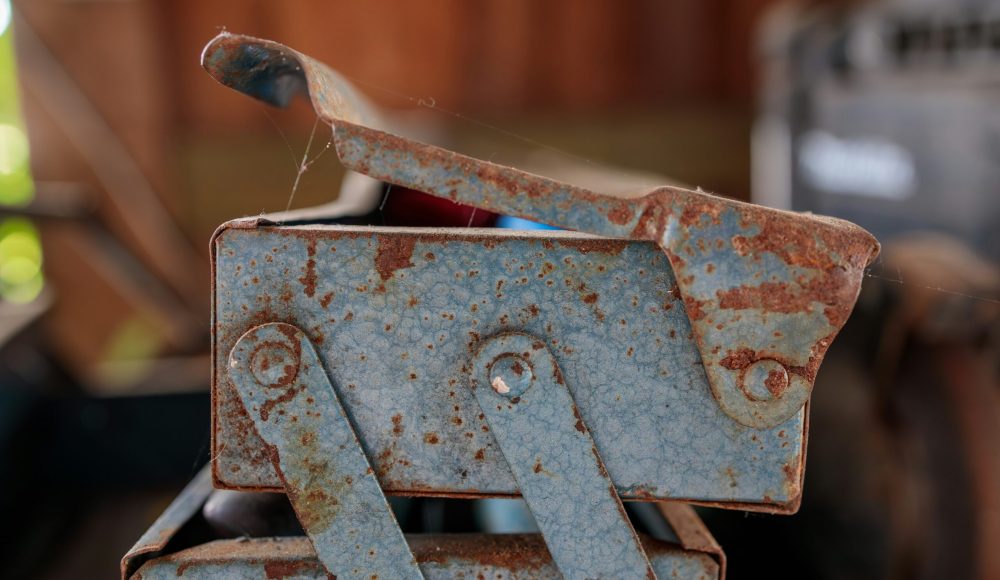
[201,32,879,430]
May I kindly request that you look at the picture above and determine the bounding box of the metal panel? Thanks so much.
[213,225,806,512]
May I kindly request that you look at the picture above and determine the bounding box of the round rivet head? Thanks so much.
[741,359,789,402]
[489,354,533,398]
[249,341,299,388]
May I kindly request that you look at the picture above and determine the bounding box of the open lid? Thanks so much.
[201,33,879,429]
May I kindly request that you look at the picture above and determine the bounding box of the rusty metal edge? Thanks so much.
[120,466,213,580]
[209,217,274,491]
[684,400,808,516]
[658,502,728,580]
[133,533,721,579]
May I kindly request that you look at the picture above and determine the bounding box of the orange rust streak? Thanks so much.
[374,236,416,281]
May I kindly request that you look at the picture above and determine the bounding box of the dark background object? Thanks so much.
[755,0,1000,260]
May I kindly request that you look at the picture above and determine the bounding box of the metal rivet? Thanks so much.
[741,359,789,402]
[249,341,299,388]
[489,354,533,398]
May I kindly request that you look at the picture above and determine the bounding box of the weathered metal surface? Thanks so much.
[657,503,727,580]
[469,332,655,578]
[131,534,720,579]
[213,225,806,512]
[121,466,213,580]
[202,33,879,429]
[228,322,423,579]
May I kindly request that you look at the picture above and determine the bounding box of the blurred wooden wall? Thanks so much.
[167,0,777,132]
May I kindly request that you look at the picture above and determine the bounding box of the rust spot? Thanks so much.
[678,198,724,227]
[724,467,738,488]
[298,239,318,297]
[474,448,486,461]
[783,463,797,483]
[533,460,543,473]
[765,369,788,397]
[554,239,628,255]
[510,361,524,376]
[582,292,599,304]
[717,272,856,326]
[423,432,439,444]
[409,533,551,570]
[606,203,632,225]
[374,236,416,281]
[572,406,586,433]
[683,297,707,321]
[719,348,755,372]
[263,561,322,580]
[392,414,404,436]
[451,416,463,426]
[319,292,334,308]
[260,385,304,422]
[720,347,821,384]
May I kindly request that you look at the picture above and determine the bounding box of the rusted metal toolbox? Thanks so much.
[123,34,878,579]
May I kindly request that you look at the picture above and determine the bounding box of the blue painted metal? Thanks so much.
[228,322,423,579]
[213,225,807,512]
[201,33,880,430]
[495,215,562,231]
[470,332,655,579]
